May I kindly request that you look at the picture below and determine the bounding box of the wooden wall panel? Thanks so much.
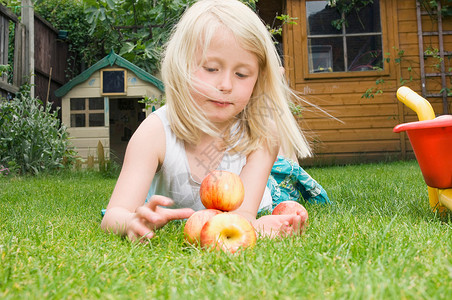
[285,0,416,165]
[310,128,398,142]
[300,116,399,131]
[284,0,452,166]
[67,127,110,162]
[303,103,398,119]
[312,140,400,154]
[397,1,415,9]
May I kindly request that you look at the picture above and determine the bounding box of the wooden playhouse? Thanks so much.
[55,51,164,165]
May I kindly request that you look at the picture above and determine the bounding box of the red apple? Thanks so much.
[272,200,308,217]
[184,209,223,246]
[200,213,257,254]
[200,170,244,211]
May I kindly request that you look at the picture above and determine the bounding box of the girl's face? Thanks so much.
[191,27,259,129]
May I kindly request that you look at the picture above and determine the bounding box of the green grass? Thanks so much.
[1,161,451,299]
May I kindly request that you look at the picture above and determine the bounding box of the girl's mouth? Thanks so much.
[210,100,232,107]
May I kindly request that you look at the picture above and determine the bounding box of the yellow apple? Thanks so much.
[200,213,257,254]
[200,170,244,211]
[272,200,308,217]
[184,209,223,246]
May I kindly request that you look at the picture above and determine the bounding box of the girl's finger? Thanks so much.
[297,210,309,233]
[147,195,174,211]
[160,208,195,221]
[127,219,154,241]
[291,215,302,234]
[136,206,167,229]
[279,221,292,237]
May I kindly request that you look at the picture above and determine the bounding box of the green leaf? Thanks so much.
[83,0,99,7]
[85,9,98,24]
[119,42,136,55]
[105,0,116,9]
[98,7,106,21]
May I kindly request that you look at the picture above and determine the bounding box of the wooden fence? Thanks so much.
[33,13,69,111]
[0,3,69,107]
[0,4,26,99]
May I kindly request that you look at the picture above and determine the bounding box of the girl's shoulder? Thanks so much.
[151,105,168,121]
[139,109,165,132]
[126,109,166,165]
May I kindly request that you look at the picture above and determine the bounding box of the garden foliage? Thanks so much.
[0,89,77,175]
[30,0,258,76]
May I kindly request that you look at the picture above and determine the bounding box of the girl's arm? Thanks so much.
[234,140,308,238]
[235,141,278,220]
[100,114,194,241]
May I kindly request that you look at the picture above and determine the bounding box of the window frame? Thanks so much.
[100,68,128,96]
[69,97,105,128]
[300,0,390,80]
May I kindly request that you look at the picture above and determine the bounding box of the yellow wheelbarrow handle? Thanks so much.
[396,87,435,121]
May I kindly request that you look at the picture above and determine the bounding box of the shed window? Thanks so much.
[70,98,105,127]
[305,0,383,75]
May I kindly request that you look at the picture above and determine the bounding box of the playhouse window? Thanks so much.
[70,97,105,127]
[101,69,127,95]
[305,0,384,76]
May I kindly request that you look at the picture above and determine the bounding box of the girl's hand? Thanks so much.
[252,210,308,238]
[126,195,194,242]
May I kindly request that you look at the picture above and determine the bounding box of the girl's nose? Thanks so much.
[217,72,232,93]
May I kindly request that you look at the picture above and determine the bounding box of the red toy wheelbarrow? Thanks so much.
[393,87,452,212]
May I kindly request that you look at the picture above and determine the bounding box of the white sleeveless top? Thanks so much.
[146,106,272,212]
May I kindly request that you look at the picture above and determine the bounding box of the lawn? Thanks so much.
[1,160,451,299]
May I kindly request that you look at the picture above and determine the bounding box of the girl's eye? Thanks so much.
[235,72,248,78]
[203,67,217,72]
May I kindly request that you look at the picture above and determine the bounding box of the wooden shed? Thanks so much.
[258,0,452,165]
[55,51,164,165]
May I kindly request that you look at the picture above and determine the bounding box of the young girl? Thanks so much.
[101,0,315,241]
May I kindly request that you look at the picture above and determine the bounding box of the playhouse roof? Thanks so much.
[55,50,164,97]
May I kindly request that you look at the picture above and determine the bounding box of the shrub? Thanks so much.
[0,90,77,175]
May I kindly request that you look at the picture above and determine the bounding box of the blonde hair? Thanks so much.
[161,0,311,159]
